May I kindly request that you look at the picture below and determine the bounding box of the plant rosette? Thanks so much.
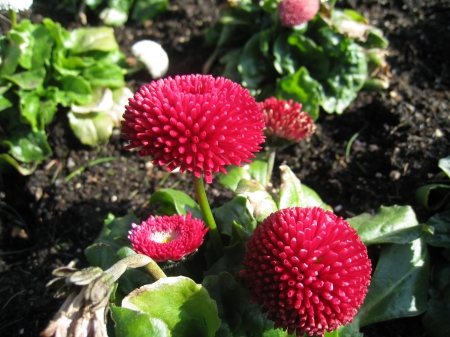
[42,75,435,337]
[0,18,135,174]
[203,0,390,120]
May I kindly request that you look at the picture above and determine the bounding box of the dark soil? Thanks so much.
[1,0,449,336]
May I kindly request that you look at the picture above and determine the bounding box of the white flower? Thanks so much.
[131,40,169,79]
[0,0,33,11]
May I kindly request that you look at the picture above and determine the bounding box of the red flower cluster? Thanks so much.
[259,97,315,147]
[121,74,265,183]
[278,0,320,27]
[128,213,209,262]
[240,207,371,337]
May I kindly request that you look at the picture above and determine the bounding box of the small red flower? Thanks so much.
[121,74,265,183]
[259,97,315,147]
[128,213,209,262]
[240,207,371,337]
[278,0,320,27]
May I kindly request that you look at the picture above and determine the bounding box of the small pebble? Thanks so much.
[389,170,401,181]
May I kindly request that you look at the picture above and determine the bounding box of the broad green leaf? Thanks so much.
[0,35,20,76]
[316,28,367,114]
[347,205,422,245]
[85,242,119,271]
[149,188,202,219]
[0,153,37,175]
[122,276,220,337]
[112,306,170,337]
[17,90,40,132]
[59,75,92,105]
[438,156,450,177]
[357,238,429,327]
[235,178,278,222]
[425,210,450,253]
[278,163,305,209]
[3,128,51,163]
[202,272,278,335]
[204,242,246,280]
[2,68,46,90]
[219,153,268,191]
[82,63,125,88]
[84,0,105,10]
[132,0,170,22]
[70,26,119,54]
[212,195,257,240]
[416,183,450,211]
[277,66,321,120]
[8,23,33,70]
[238,31,273,89]
[95,212,139,253]
[421,264,450,337]
[286,32,330,80]
[301,184,332,210]
[68,110,114,145]
[337,318,363,337]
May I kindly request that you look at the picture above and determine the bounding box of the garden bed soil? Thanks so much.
[1,0,450,336]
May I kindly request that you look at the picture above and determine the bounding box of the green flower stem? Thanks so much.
[266,147,277,186]
[9,9,17,28]
[144,260,167,280]
[193,175,224,257]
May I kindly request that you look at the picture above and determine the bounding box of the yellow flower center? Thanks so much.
[150,229,181,243]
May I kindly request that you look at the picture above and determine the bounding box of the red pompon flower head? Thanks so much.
[259,97,315,148]
[240,207,371,337]
[128,213,209,262]
[278,0,320,27]
[121,74,265,183]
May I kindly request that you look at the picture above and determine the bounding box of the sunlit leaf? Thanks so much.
[70,26,119,54]
[235,178,278,222]
[149,188,202,219]
[122,276,220,337]
[357,237,429,327]
[347,205,422,245]
[112,306,171,337]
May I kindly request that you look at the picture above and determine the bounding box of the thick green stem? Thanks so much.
[266,147,277,186]
[193,175,223,257]
[9,9,17,28]
[144,260,167,280]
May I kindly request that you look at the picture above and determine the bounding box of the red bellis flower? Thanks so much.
[259,97,315,147]
[240,207,371,337]
[121,74,265,183]
[278,0,320,27]
[128,213,209,262]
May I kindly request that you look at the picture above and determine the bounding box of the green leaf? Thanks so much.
[278,163,306,209]
[131,0,169,22]
[315,28,367,114]
[235,178,278,222]
[219,153,268,191]
[112,306,170,337]
[238,31,273,89]
[421,264,450,337]
[2,68,46,90]
[204,242,246,280]
[277,66,321,121]
[202,272,276,335]
[347,205,422,245]
[416,184,450,211]
[85,242,119,271]
[67,110,115,145]
[95,212,139,253]
[3,127,51,163]
[82,63,125,88]
[59,75,92,105]
[122,276,220,337]
[439,156,450,178]
[149,188,202,219]
[425,210,450,253]
[212,195,257,240]
[357,237,430,327]
[17,90,41,132]
[70,26,119,54]
[0,153,37,175]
